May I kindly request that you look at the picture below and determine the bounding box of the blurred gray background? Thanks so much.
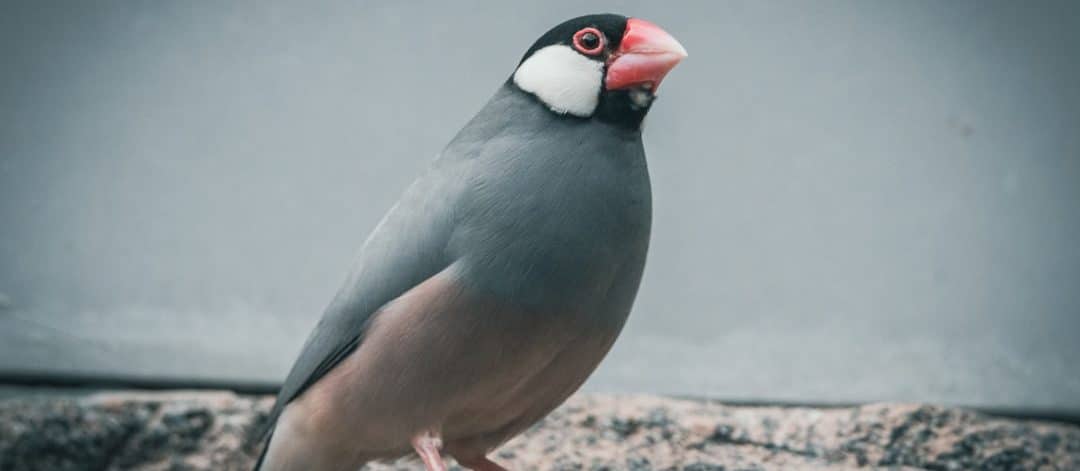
[2,1,1078,411]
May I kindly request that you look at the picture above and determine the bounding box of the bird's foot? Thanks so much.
[411,431,447,471]
[455,455,509,471]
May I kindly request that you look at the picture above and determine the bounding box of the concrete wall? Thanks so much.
[2,1,1078,410]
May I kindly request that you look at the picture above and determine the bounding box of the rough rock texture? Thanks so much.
[0,389,1077,470]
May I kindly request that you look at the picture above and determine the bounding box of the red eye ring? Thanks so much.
[572,27,605,55]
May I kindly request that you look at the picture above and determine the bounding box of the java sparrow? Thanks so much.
[256,13,687,471]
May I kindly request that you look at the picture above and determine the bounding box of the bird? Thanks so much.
[255,13,686,471]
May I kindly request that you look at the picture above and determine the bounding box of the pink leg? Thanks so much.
[456,455,509,471]
[411,431,447,471]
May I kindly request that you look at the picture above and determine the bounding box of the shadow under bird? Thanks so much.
[256,13,687,471]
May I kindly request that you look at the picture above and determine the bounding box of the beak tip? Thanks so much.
[666,32,688,59]
[667,36,689,59]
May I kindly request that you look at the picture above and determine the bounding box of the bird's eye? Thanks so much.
[572,27,605,56]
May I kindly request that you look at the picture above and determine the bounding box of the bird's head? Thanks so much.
[511,14,687,129]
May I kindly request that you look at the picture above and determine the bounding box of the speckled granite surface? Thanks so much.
[0,389,1077,470]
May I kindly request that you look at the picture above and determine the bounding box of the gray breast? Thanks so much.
[447,112,651,311]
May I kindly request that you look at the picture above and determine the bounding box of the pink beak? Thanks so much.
[605,18,688,91]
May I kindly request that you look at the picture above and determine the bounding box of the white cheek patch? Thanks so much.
[512,45,603,117]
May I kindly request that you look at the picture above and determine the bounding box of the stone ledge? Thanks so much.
[0,389,1077,470]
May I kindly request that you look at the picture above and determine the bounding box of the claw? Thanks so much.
[411,431,446,471]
